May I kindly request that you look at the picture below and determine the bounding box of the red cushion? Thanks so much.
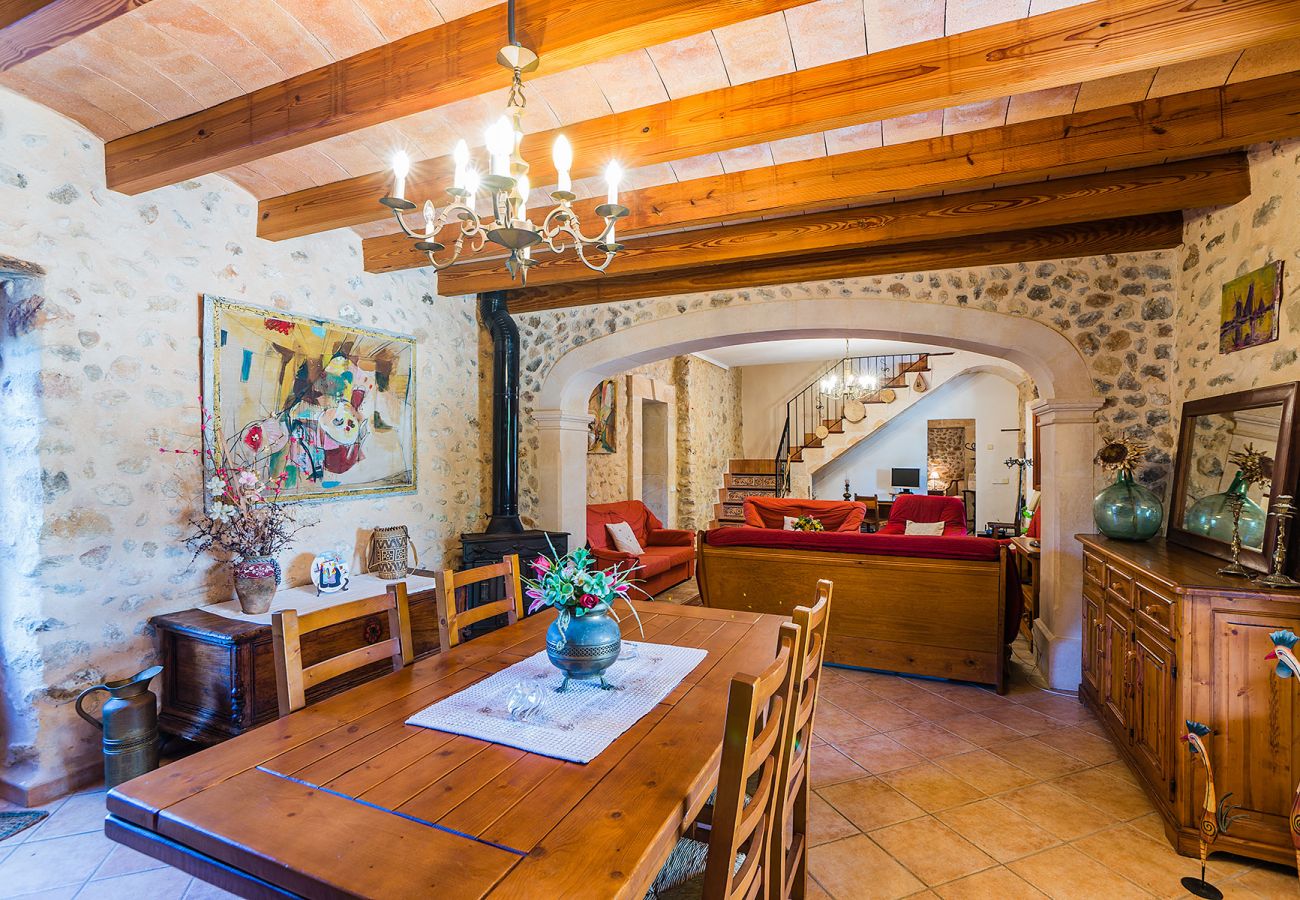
[705,526,1002,561]
[1027,506,1041,539]
[586,501,664,550]
[880,494,967,535]
[641,544,694,568]
[743,498,866,532]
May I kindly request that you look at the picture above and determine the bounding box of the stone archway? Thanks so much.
[531,297,1101,690]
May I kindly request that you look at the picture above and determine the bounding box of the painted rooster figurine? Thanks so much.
[1264,630,1300,878]
[1182,721,1220,860]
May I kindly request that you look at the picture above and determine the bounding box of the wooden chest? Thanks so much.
[151,581,440,744]
[1077,535,1300,867]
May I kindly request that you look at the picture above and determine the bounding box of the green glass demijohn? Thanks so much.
[1093,470,1164,541]
[1184,471,1266,547]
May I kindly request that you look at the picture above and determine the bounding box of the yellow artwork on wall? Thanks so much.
[1220,261,1283,354]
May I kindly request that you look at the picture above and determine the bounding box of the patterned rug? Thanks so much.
[0,810,48,841]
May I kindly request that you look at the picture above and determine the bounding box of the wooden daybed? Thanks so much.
[696,524,1017,693]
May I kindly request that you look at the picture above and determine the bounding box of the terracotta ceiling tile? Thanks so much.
[433,0,499,23]
[0,69,130,138]
[713,12,796,86]
[217,0,333,74]
[270,145,353,186]
[242,157,317,194]
[62,32,200,121]
[646,33,730,98]
[1072,70,1156,112]
[312,133,392,178]
[271,0,386,60]
[529,67,614,127]
[351,220,397,238]
[1006,84,1080,124]
[718,143,776,173]
[621,162,679,191]
[786,0,866,69]
[16,56,162,130]
[769,133,828,165]
[880,110,943,144]
[569,175,606,201]
[349,0,444,41]
[669,153,726,181]
[1231,38,1300,82]
[1026,0,1092,11]
[90,15,240,110]
[864,0,943,52]
[142,0,286,92]
[219,165,281,200]
[945,0,1030,35]
[588,50,670,113]
[824,121,883,154]
[386,109,462,159]
[943,97,1009,134]
[1147,51,1241,98]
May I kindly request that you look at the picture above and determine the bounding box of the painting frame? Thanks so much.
[1220,261,1284,354]
[200,294,418,506]
[588,378,617,454]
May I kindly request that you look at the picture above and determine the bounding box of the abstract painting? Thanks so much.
[588,379,617,454]
[202,295,417,504]
[1220,261,1283,354]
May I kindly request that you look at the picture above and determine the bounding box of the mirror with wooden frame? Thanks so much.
[1167,382,1300,574]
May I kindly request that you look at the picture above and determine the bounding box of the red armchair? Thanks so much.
[742,497,867,532]
[877,494,968,536]
[586,500,695,597]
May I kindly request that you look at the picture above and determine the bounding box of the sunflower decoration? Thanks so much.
[1094,434,1150,476]
[1228,443,1273,492]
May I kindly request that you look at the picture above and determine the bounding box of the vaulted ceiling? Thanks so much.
[3,0,1300,309]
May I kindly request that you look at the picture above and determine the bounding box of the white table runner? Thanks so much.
[405,642,709,764]
[202,572,439,625]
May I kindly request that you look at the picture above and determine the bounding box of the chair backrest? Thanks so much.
[770,580,833,900]
[434,555,525,652]
[271,583,414,717]
[852,495,880,525]
[705,621,802,900]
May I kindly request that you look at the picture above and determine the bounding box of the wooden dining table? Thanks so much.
[106,600,784,899]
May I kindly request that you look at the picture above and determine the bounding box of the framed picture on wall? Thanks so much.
[588,379,617,454]
[201,295,417,505]
[1220,261,1283,354]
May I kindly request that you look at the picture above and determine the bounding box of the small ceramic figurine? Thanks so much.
[310,551,351,596]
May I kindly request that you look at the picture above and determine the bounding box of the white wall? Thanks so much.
[812,372,1024,528]
[738,359,833,458]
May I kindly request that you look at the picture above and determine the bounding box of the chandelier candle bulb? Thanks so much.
[516,174,530,220]
[487,117,513,178]
[391,150,410,201]
[452,140,470,191]
[553,135,573,195]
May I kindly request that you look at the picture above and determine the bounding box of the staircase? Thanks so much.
[711,459,779,528]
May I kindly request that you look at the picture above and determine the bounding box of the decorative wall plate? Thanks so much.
[311,551,351,595]
[815,424,830,439]
[880,389,897,403]
[844,399,866,423]
[914,373,929,393]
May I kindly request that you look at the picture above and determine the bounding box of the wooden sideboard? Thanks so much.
[1077,535,1300,866]
[151,581,441,744]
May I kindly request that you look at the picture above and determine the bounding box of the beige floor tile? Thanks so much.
[1093,760,1141,786]
[933,750,1038,795]
[24,791,107,843]
[865,679,935,704]
[934,865,1049,899]
[889,724,979,760]
[902,693,971,723]
[834,734,924,775]
[1075,718,1112,738]
[78,865,193,899]
[809,792,860,847]
[937,798,1061,863]
[940,713,1026,748]
[10,887,80,899]
[807,875,834,899]
[980,704,1067,737]
[869,816,997,886]
[878,764,986,812]
[811,744,869,788]
[996,783,1119,841]
[819,777,926,832]
[1049,769,1155,821]
[916,682,1008,713]
[1032,727,1120,766]
[1070,824,1243,898]
[851,701,925,733]
[1127,812,1168,843]
[809,834,926,900]
[814,702,878,744]
[182,879,242,899]
[1008,845,1153,899]
[90,843,169,881]
[1014,692,1092,722]
[1227,862,1300,899]
[0,831,114,894]
[819,679,884,711]
[987,739,1090,780]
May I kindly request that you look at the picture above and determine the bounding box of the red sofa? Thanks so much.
[877,494,969,536]
[586,500,695,597]
[743,497,867,532]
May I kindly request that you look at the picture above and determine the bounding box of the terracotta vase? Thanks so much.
[232,556,280,614]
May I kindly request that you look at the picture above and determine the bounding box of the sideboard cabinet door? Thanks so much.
[1102,601,1133,733]
[1132,626,1175,797]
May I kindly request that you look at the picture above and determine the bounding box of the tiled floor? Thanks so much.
[1,643,1296,898]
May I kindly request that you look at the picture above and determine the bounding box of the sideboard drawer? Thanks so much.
[1084,552,1106,586]
[1105,565,1134,607]
[1135,582,1176,640]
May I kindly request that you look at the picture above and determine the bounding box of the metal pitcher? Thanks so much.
[368,525,418,580]
[75,665,163,788]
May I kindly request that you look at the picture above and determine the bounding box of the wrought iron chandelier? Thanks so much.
[379,0,627,284]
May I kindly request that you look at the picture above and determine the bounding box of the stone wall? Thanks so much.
[674,356,744,531]
[0,87,484,800]
[1177,138,1300,404]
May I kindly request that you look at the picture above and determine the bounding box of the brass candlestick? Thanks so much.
[1256,495,1300,589]
[1217,492,1251,577]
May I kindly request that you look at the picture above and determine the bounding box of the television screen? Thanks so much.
[891,467,921,488]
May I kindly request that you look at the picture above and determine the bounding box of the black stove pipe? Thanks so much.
[480,291,524,534]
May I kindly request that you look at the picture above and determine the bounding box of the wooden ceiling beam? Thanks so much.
[360,71,1300,270]
[261,0,1300,242]
[101,0,821,195]
[500,214,1185,313]
[424,154,1247,294]
[0,0,151,71]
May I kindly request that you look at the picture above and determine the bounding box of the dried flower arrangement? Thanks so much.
[792,515,825,532]
[1228,443,1273,491]
[1094,434,1151,475]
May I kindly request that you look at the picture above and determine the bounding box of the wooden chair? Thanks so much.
[270,583,414,717]
[652,622,802,900]
[433,555,525,652]
[853,494,880,531]
[770,580,833,900]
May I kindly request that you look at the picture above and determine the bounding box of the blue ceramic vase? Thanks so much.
[546,606,622,692]
[1184,471,1266,548]
[1093,470,1163,541]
